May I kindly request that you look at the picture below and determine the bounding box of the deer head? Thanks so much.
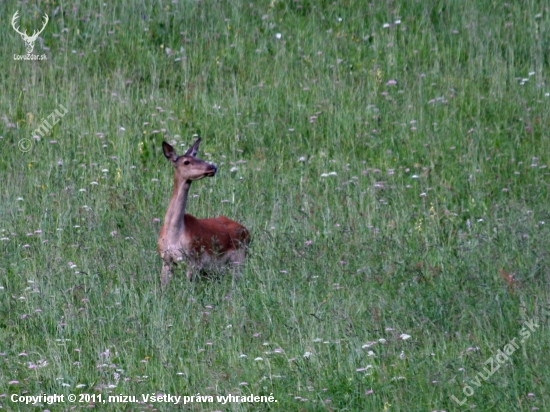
[162,138,217,182]
[12,11,49,55]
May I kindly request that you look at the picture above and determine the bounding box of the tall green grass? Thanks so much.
[1,0,549,410]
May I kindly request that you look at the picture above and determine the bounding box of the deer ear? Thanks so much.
[162,141,178,163]
[184,137,201,157]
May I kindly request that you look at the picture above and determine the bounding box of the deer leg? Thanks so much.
[186,263,201,281]
[161,261,174,286]
[229,249,247,279]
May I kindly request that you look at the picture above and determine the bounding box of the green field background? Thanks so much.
[1,1,549,411]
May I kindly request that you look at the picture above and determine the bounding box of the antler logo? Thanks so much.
[11,11,49,55]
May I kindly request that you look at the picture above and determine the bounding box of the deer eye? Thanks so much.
[183,160,190,165]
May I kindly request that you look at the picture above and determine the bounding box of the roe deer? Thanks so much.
[158,138,250,285]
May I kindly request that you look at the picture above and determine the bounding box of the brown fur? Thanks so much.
[158,138,250,284]
[158,215,250,260]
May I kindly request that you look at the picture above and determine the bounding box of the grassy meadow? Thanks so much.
[1,0,550,410]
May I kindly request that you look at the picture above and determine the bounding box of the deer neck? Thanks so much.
[163,177,192,240]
